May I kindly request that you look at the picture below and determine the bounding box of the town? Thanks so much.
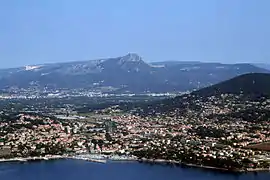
[0,92,269,172]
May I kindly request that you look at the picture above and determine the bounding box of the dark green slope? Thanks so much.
[133,73,270,116]
[193,73,270,97]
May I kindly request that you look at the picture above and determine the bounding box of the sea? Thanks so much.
[0,160,269,180]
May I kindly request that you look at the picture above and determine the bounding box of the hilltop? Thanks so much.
[193,73,270,97]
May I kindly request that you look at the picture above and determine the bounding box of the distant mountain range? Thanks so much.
[0,53,269,93]
[253,63,270,71]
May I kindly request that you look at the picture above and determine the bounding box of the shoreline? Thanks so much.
[138,158,231,172]
[0,155,67,163]
[138,158,270,173]
[0,155,269,173]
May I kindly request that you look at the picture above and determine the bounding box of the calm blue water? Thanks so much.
[0,160,269,180]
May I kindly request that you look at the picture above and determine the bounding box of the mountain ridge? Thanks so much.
[192,73,270,97]
[132,72,270,117]
[0,54,269,93]
[253,63,270,71]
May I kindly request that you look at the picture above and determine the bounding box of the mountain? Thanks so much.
[150,61,203,67]
[132,73,270,116]
[253,63,270,71]
[193,73,270,97]
[0,54,269,93]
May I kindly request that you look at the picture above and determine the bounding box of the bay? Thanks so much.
[0,160,269,180]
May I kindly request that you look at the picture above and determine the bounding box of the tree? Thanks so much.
[105,133,113,141]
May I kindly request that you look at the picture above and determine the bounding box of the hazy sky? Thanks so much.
[0,0,270,68]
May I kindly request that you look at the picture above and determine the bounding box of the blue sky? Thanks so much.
[0,0,269,68]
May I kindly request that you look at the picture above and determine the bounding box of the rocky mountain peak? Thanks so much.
[119,53,143,64]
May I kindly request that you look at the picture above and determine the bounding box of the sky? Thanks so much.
[0,0,270,68]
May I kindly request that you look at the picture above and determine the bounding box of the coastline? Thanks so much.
[138,158,270,173]
[0,155,67,163]
[0,155,269,173]
[138,158,231,172]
